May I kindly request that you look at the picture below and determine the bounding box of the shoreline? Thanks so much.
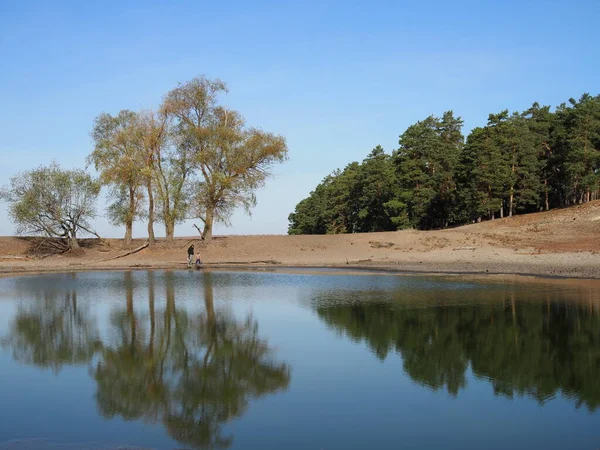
[1,201,599,281]
[2,259,600,283]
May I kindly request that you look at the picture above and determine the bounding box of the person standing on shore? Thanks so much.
[187,244,195,266]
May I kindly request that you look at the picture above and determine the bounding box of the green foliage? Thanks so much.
[507,112,542,213]
[82,75,290,243]
[0,163,100,250]
[315,291,600,409]
[88,110,146,244]
[555,94,600,203]
[523,102,556,210]
[288,162,362,234]
[2,271,290,449]
[0,280,101,372]
[394,111,464,228]
[354,146,400,232]
[457,111,541,220]
[288,148,403,234]
[138,109,189,242]
[163,76,288,240]
[290,94,600,234]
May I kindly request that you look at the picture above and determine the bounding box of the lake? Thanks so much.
[0,270,599,450]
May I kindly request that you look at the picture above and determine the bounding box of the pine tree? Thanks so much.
[523,103,556,210]
[556,94,600,204]
[354,146,399,232]
[394,112,463,228]
[288,93,600,235]
[504,113,541,216]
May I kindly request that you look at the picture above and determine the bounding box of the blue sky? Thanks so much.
[0,0,598,238]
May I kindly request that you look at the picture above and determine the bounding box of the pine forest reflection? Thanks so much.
[315,288,600,410]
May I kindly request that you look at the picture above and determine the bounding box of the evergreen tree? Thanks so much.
[555,94,600,204]
[523,103,556,210]
[288,93,600,235]
[353,146,399,232]
[394,112,463,228]
[504,112,541,216]
[455,120,506,222]
[288,162,361,234]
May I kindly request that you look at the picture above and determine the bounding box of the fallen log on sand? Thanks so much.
[93,243,149,263]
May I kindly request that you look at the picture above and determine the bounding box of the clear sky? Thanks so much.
[1,0,598,238]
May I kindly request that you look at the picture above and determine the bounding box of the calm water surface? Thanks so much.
[0,270,599,450]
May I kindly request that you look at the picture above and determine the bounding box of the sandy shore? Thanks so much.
[1,201,599,279]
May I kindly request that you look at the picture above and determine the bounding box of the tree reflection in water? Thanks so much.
[315,289,600,410]
[2,271,291,450]
[1,273,101,373]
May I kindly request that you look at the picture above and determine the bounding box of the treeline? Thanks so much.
[289,94,600,234]
[1,76,288,250]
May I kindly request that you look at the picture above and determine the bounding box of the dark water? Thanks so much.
[0,270,599,450]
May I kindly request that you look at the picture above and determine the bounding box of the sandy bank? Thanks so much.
[1,201,599,279]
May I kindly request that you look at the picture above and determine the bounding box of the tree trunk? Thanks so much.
[69,234,80,251]
[509,189,513,217]
[148,271,155,354]
[124,223,133,247]
[147,181,155,246]
[545,180,549,211]
[511,292,516,326]
[71,289,77,315]
[165,272,175,330]
[125,272,136,349]
[586,190,591,203]
[201,208,215,241]
[500,205,504,219]
[125,186,135,247]
[203,272,215,326]
[165,219,175,242]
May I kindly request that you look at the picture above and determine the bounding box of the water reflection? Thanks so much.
[315,290,600,410]
[1,275,101,372]
[2,271,291,450]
